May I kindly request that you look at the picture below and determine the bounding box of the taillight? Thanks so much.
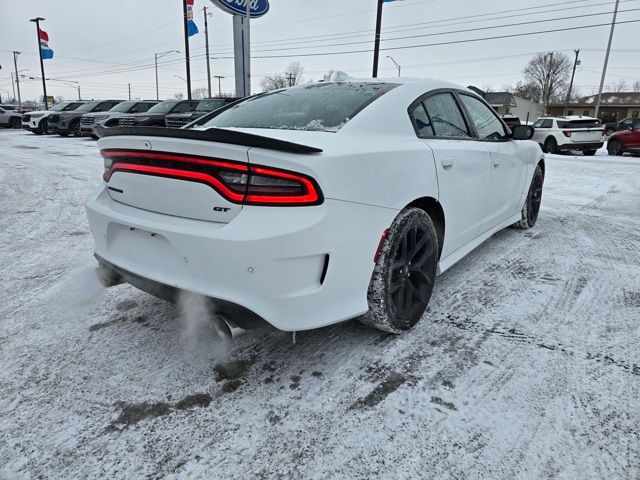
[101,149,323,206]
[563,130,572,137]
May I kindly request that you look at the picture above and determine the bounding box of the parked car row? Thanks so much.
[20,97,238,138]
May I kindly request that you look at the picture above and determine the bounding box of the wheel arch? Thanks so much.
[405,196,445,258]
[537,157,545,178]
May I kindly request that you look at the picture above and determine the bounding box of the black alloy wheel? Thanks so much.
[388,225,436,324]
[10,117,21,129]
[526,168,544,227]
[363,208,439,334]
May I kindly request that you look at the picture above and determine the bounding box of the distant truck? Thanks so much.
[81,100,159,138]
[165,97,239,128]
[118,100,200,127]
[48,100,125,136]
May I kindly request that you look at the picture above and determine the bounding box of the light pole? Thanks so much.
[213,75,225,97]
[29,17,48,109]
[12,51,22,110]
[155,50,179,101]
[386,56,401,77]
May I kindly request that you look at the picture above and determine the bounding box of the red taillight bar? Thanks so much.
[101,149,323,207]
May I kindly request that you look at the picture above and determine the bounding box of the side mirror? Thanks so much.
[511,124,534,140]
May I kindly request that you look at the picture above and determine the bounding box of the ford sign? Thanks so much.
[209,0,269,18]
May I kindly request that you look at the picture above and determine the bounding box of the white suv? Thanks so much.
[531,116,604,156]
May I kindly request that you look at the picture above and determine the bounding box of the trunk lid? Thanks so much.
[98,134,250,223]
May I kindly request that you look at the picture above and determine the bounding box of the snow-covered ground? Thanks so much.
[0,129,638,479]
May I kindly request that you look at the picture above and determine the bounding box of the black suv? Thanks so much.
[118,100,200,127]
[165,97,239,128]
[49,100,125,136]
[604,117,640,136]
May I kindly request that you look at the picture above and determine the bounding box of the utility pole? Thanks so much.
[182,0,192,100]
[77,85,81,100]
[287,73,295,87]
[203,7,212,98]
[29,17,48,109]
[214,75,224,97]
[594,0,620,119]
[372,0,384,78]
[10,73,16,102]
[128,83,131,100]
[12,52,22,110]
[565,49,580,113]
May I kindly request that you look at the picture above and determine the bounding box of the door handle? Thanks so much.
[441,157,455,168]
[492,158,501,167]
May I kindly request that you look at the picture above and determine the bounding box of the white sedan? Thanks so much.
[86,78,544,335]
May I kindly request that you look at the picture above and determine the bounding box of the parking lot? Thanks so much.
[0,128,638,479]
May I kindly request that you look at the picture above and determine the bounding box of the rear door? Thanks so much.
[457,93,526,227]
[414,91,493,258]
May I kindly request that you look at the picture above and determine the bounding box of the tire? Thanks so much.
[361,208,439,334]
[584,150,597,156]
[59,132,69,137]
[607,139,623,156]
[70,120,82,137]
[513,164,544,230]
[36,119,48,135]
[10,117,21,129]
[543,137,559,154]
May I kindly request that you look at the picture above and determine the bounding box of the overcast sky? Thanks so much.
[0,0,638,102]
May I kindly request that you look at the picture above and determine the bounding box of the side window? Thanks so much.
[532,119,545,128]
[542,119,553,128]
[171,102,190,114]
[411,102,434,136]
[131,103,150,113]
[458,94,507,141]
[423,93,470,138]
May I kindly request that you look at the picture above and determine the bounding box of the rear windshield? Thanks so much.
[557,119,600,129]
[202,82,398,132]
[197,99,228,112]
[148,101,179,114]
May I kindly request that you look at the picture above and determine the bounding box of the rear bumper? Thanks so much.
[86,187,398,331]
[558,142,603,151]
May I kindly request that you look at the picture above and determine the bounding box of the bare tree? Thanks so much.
[633,80,640,92]
[192,87,209,100]
[513,81,543,103]
[322,69,336,81]
[481,85,494,93]
[606,79,628,92]
[173,93,184,100]
[260,62,305,92]
[54,96,65,104]
[523,52,572,109]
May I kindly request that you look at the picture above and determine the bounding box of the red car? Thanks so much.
[607,124,640,156]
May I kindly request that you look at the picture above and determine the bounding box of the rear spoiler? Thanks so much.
[94,126,323,154]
